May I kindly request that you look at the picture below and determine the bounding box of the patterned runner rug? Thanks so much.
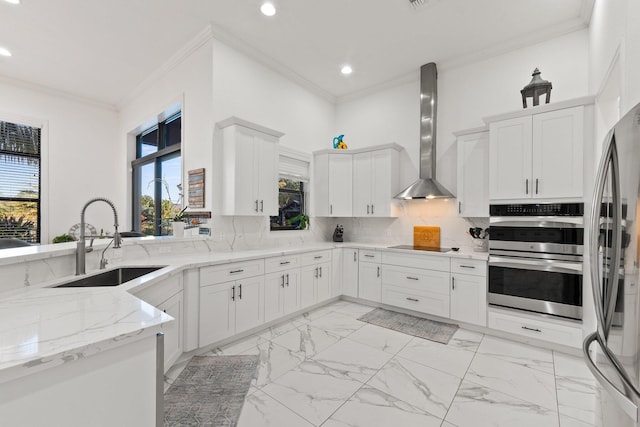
[164,355,259,427]
[358,308,458,344]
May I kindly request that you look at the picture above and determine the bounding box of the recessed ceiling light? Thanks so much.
[260,2,276,16]
[4,0,21,4]
[341,65,353,75]
[0,47,12,57]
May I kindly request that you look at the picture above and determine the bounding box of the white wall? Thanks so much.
[0,82,120,243]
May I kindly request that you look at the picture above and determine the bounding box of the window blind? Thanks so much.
[279,147,310,182]
[0,121,41,243]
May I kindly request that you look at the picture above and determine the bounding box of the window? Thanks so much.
[132,112,182,236]
[270,147,310,231]
[0,120,41,243]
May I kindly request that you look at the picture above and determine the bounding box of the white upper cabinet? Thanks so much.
[215,117,283,216]
[314,152,353,217]
[352,146,401,217]
[314,144,402,218]
[487,101,590,202]
[455,128,489,217]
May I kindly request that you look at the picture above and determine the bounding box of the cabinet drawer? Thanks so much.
[200,259,265,286]
[265,254,301,274]
[451,258,487,276]
[487,310,582,348]
[359,249,381,263]
[381,265,450,295]
[382,285,450,318]
[300,250,332,266]
[382,251,450,272]
[133,275,182,307]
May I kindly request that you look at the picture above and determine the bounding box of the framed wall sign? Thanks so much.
[188,168,205,208]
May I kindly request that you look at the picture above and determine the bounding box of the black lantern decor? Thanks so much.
[520,68,552,108]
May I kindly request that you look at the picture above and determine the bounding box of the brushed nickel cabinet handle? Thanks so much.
[526,179,529,195]
[535,178,539,194]
[406,276,419,280]
[371,205,374,215]
[238,284,242,299]
[458,201,461,214]
[452,276,455,290]
[286,273,290,287]
[281,275,285,288]
[260,200,264,212]
[255,200,259,212]
[230,269,244,274]
[231,285,236,301]
[280,261,290,265]
[406,297,419,302]
[367,204,370,214]
[354,252,357,262]
[460,265,476,269]
[377,266,380,277]
[319,266,323,278]
[521,326,542,333]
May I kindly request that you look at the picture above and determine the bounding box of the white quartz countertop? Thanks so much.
[0,240,487,384]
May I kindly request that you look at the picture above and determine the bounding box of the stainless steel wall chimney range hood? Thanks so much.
[395,63,453,199]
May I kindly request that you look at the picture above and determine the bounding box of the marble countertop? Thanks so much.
[0,240,487,384]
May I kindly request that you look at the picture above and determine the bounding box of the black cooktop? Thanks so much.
[388,245,452,253]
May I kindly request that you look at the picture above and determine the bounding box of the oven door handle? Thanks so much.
[489,218,583,227]
[489,256,583,274]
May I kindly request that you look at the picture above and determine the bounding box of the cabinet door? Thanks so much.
[316,262,331,303]
[370,149,395,217]
[199,282,235,346]
[450,273,487,326]
[359,262,381,303]
[257,138,278,215]
[235,275,265,334]
[352,152,372,216]
[283,269,300,315]
[264,272,285,323]
[328,154,353,216]
[342,249,359,297]
[160,291,183,370]
[233,129,260,215]
[489,116,533,200]
[457,131,489,217]
[300,264,317,308]
[532,106,583,199]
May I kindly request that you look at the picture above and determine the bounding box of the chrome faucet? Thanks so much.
[76,197,121,275]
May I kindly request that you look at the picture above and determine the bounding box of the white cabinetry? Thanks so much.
[381,251,451,317]
[300,250,332,308]
[450,258,487,326]
[215,117,282,216]
[488,308,582,348]
[264,254,301,323]
[314,152,352,216]
[132,275,183,371]
[353,146,401,217]
[455,128,489,217]
[199,259,265,347]
[342,248,359,298]
[488,104,586,201]
[358,249,382,303]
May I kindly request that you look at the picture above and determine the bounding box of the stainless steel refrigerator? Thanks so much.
[585,102,640,426]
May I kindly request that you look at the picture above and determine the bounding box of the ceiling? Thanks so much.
[0,0,593,109]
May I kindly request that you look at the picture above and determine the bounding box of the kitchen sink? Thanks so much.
[54,266,166,288]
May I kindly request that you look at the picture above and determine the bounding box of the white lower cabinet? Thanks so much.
[381,264,450,317]
[299,250,333,308]
[450,258,487,326]
[488,309,582,348]
[199,275,264,347]
[342,248,359,297]
[300,262,331,308]
[264,269,300,323]
[358,249,381,302]
[132,275,183,371]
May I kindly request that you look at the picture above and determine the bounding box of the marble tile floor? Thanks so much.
[164,300,602,427]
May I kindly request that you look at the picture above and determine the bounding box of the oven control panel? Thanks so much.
[490,203,584,217]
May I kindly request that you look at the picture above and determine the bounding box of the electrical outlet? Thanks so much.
[158,246,172,254]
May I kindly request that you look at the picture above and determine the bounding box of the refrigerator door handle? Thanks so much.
[583,332,640,422]
[589,129,618,340]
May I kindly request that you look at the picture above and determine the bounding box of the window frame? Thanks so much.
[132,112,182,236]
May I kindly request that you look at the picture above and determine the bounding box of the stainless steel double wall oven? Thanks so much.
[488,203,584,320]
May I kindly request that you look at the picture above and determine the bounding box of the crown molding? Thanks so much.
[0,74,117,111]
[209,22,336,104]
[116,25,214,110]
